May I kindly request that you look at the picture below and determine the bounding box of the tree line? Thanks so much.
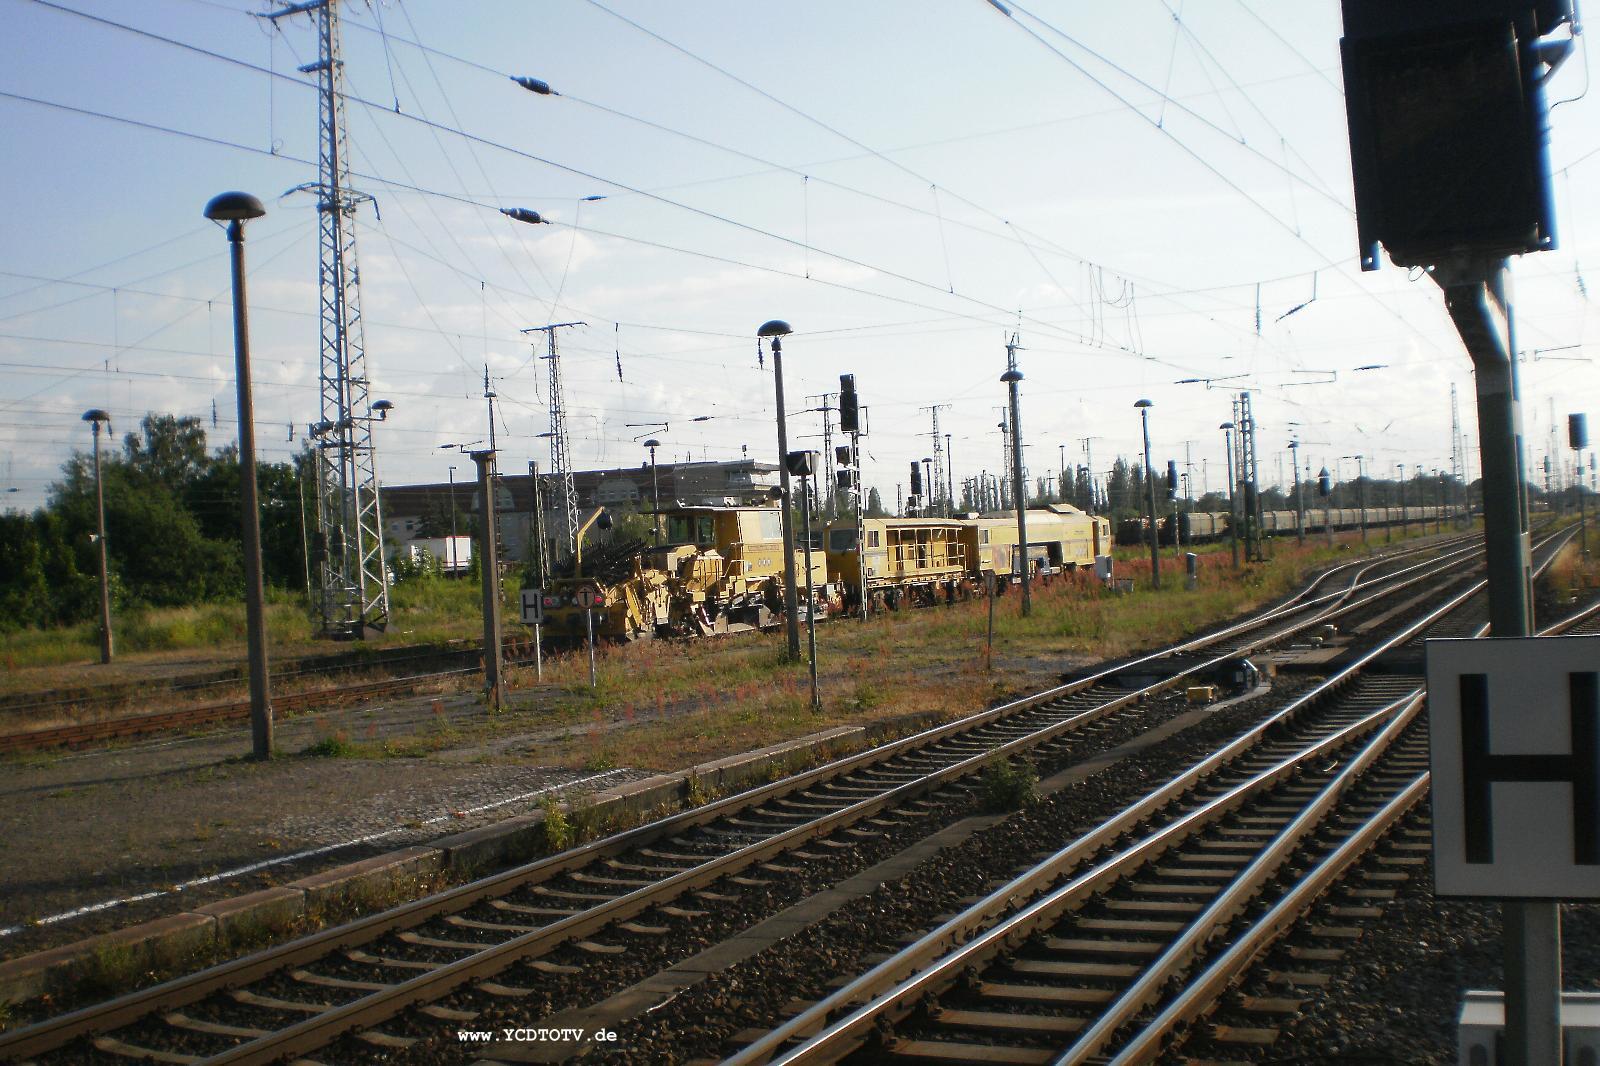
[0,415,310,632]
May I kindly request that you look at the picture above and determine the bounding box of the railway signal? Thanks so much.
[1339,3,1579,1060]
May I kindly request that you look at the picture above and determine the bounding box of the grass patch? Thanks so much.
[979,755,1038,812]
[301,734,356,758]
[541,794,573,852]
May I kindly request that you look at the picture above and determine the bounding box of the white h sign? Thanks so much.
[1427,636,1600,898]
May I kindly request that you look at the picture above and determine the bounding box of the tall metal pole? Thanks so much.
[88,416,113,664]
[206,192,275,760]
[1357,455,1368,544]
[854,431,869,623]
[645,441,662,545]
[801,472,820,709]
[1138,400,1160,587]
[445,465,460,572]
[1289,440,1304,545]
[1222,422,1239,568]
[760,321,802,658]
[473,450,506,709]
[945,432,954,514]
[1438,259,1553,1066]
[1398,463,1408,539]
[1003,341,1030,616]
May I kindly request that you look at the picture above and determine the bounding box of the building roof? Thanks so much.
[381,459,781,516]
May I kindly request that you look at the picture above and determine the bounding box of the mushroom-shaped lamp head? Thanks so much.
[203,192,266,222]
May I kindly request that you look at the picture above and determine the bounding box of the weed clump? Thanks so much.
[301,734,355,758]
[541,794,573,852]
[980,756,1038,813]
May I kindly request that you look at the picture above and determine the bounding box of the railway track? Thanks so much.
[718,526,1581,1066]
[0,535,1482,756]
[0,534,1498,1064]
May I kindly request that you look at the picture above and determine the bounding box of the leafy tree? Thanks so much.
[122,414,209,490]
[866,487,886,517]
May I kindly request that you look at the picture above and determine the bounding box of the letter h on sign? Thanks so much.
[1427,635,1600,899]
[1459,671,1600,865]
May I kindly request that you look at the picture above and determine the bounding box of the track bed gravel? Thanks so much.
[389,681,1312,1064]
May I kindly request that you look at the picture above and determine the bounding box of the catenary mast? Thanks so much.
[270,0,388,637]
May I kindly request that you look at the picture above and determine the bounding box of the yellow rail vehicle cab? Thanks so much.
[825,518,968,607]
[652,505,827,635]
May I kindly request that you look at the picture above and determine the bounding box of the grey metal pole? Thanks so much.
[763,326,802,658]
[585,606,596,689]
[648,443,661,545]
[1398,463,1408,539]
[802,473,819,709]
[1290,443,1305,545]
[1139,402,1160,588]
[855,433,869,623]
[90,420,113,664]
[1222,424,1238,568]
[473,450,506,709]
[1003,368,1030,615]
[1438,259,1555,1066]
[448,465,458,573]
[220,216,274,759]
[946,432,955,515]
[1357,456,1368,545]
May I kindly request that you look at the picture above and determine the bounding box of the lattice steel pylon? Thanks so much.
[271,0,387,637]
[522,322,585,560]
[924,404,949,516]
[1236,391,1265,561]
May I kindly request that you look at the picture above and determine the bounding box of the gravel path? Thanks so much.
[0,688,651,960]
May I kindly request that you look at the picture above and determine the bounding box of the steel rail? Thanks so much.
[1103,773,1431,1065]
[1098,530,1593,1064]
[744,696,1426,1066]
[1062,689,1428,1061]
[733,527,1571,1066]
[0,537,1488,1062]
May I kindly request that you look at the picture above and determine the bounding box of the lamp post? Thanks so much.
[1343,454,1368,545]
[1287,439,1305,545]
[204,190,273,760]
[1397,462,1408,539]
[1136,400,1160,588]
[1220,421,1239,568]
[82,408,113,664]
[472,449,506,708]
[1003,368,1031,615]
[945,432,954,515]
[786,451,822,710]
[447,465,458,573]
[758,320,802,659]
[643,438,663,545]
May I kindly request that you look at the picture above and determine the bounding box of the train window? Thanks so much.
[979,529,990,544]
[665,515,716,545]
[757,510,783,541]
[829,528,857,552]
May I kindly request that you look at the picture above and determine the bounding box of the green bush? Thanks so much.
[980,755,1038,812]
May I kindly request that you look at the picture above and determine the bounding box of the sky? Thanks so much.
[3,0,1598,515]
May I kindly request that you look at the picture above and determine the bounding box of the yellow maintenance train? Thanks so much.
[540,501,1110,641]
